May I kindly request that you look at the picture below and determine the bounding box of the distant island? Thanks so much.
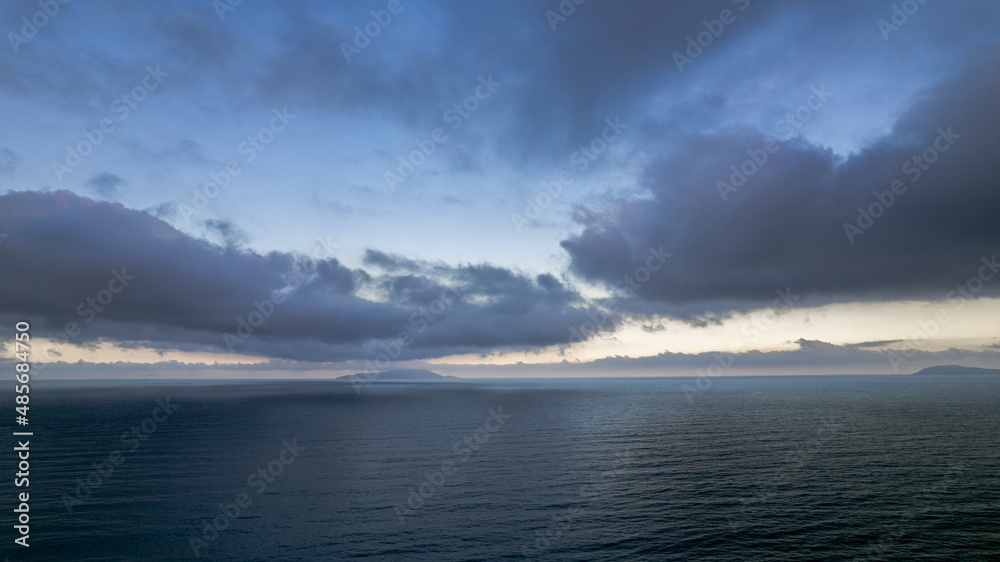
[912,365,1000,376]
[334,369,461,382]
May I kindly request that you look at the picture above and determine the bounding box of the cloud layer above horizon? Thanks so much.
[1,0,998,374]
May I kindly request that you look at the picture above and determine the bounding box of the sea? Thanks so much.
[2,375,998,560]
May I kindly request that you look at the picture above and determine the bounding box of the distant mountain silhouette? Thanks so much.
[911,365,1000,376]
[335,369,460,381]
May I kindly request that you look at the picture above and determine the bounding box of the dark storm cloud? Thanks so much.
[426,0,994,165]
[470,0,787,160]
[560,52,1000,313]
[253,7,443,129]
[3,0,994,167]
[0,191,607,361]
[0,191,390,352]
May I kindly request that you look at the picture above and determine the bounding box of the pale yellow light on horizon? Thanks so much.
[8,339,269,366]
[8,298,998,370]
[426,298,1000,366]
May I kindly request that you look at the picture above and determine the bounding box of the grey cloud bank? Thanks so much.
[561,53,1000,314]
[0,191,610,362]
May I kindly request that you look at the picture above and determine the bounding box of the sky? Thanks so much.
[1,0,999,378]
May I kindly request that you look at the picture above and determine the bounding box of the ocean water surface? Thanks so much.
[3,375,999,560]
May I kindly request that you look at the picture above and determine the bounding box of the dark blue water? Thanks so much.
[2,376,998,560]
